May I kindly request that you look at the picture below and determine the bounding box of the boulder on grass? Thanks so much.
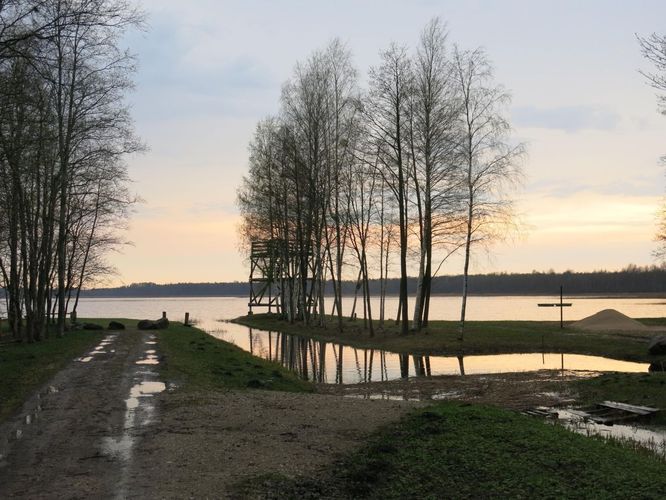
[108,321,125,330]
[137,319,157,330]
[81,322,103,331]
[649,360,666,372]
[648,336,666,356]
[137,317,169,330]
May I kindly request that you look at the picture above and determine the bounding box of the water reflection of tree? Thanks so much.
[248,329,441,383]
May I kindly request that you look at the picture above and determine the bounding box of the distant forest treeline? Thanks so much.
[80,266,666,298]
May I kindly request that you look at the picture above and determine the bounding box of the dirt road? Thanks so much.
[0,329,162,498]
[2,327,580,498]
[0,331,418,498]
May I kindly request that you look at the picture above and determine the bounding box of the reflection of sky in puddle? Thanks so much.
[209,323,649,384]
[135,348,160,365]
[125,381,166,410]
[554,409,666,458]
[102,376,166,467]
[78,335,118,362]
[347,389,464,401]
[346,393,410,401]
[136,357,159,365]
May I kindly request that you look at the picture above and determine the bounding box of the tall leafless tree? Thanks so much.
[365,43,412,336]
[452,46,524,340]
[0,0,142,341]
[408,18,464,330]
[638,33,666,262]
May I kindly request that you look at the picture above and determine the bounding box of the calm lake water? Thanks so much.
[73,295,661,383]
[75,294,666,330]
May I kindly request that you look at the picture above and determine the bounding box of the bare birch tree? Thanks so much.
[0,0,142,341]
[638,33,666,262]
[365,43,412,336]
[408,18,464,330]
[452,46,524,340]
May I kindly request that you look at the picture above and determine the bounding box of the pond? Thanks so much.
[72,295,656,383]
[208,322,649,384]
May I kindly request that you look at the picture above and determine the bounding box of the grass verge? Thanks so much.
[157,322,313,393]
[0,326,103,422]
[237,403,666,499]
[235,314,665,362]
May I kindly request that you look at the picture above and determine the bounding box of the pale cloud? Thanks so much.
[106,0,666,284]
[512,106,621,132]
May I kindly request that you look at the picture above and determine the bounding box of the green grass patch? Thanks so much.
[0,326,103,422]
[239,403,666,499]
[157,323,313,393]
[235,314,662,362]
[574,372,666,426]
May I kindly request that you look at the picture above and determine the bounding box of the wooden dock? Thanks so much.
[578,401,659,425]
[523,401,659,425]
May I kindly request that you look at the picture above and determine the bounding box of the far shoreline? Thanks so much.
[76,291,666,300]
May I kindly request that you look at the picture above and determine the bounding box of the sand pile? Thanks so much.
[572,309,647,331]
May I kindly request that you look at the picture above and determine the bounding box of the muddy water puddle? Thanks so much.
[101,336,164,497]
[547,408,666,459]
[77,334,118,363]
[103,337,163,457]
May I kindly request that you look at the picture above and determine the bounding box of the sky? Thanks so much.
[108,0,666,285]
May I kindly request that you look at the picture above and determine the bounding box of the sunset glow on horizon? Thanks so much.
[107,0,666,286]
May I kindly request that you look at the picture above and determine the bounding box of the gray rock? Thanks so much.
[137,319,157,330]
[648,336,666,355]
[108,321,125,330]
[81,322,103,331]
[137,317,169,330]
[649,360,666,372]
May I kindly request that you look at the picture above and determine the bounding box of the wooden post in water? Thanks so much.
[184,312,190,326]
[537,287,571,327]
[559,285,564,329]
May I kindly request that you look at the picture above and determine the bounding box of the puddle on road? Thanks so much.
[125,382,166,410]
[102,380,166,460]
[136,358,159,365]
[102,344,164,469]
[135,351,159,365]
[77,334,118,362]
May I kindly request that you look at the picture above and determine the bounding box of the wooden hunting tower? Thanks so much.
[247,239,290,315]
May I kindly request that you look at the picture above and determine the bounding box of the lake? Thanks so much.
[73,295,661,383]
[73,294,665,333]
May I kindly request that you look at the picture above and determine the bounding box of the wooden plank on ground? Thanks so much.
[598,401,659,416]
